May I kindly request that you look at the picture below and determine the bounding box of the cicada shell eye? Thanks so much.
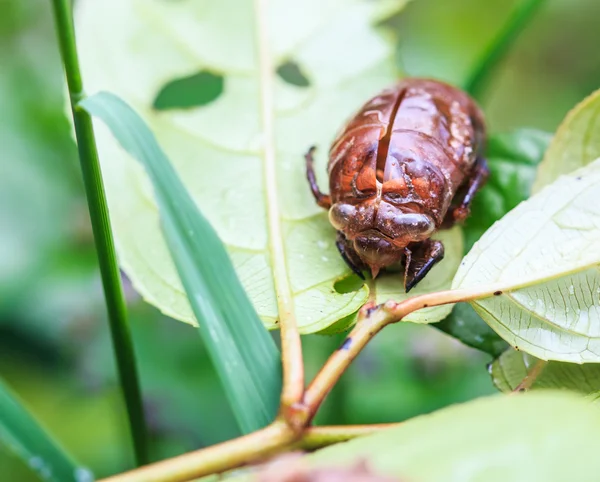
[329,201,377,237]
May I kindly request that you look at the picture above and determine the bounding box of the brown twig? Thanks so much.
[100,282,508,482]
[99,421,296,482]
[512,359,548,392]
[98,423,403,482]
[302,284,505,419]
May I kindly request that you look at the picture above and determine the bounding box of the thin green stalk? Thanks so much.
[50,0,149,466]
[464,0,548,101]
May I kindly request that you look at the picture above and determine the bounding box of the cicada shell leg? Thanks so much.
[336,232,365,280]
[444,156,489,226]
[305,146,332,209]
[404,239,445,292]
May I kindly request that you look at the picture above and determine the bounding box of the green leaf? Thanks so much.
[491,350,600,394]
[434,303,509,357]
[533,88,600,192]
[232,392,600,482]
[0,378,92,482]
[72,0,460,334]
[464,129,551,250]
[80,92,281,434]
[453,158,600,363]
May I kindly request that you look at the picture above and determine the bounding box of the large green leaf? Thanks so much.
[80,92,281,434]
[490,350,600,394]
[473,91,600,376]
[462,94,600,375]
[74,0,465,333]
[233,392,600,482]
[533,88,600,192]
[488,92,600,390]
[453,158,600,363]
[0,378,92,482]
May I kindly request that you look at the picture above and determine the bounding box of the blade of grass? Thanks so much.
[464,0,548,100]
[80,92,282,433]
[0,378,93,482]
[50,0,149,465]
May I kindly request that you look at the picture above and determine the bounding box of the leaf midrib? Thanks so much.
[254,0,296,326]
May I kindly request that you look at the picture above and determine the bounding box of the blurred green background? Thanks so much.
[1,0,598,479]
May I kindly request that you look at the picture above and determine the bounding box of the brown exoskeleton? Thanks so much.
[306,78,488,292]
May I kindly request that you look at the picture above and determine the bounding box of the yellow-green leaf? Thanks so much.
[453,158,600,363]
[74,0,464,333]
[76,0,459,333]
[533,88,600,192]
[491,350,600,394]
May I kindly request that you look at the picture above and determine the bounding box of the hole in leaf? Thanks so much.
[334,274,365,294]
[276,61,310,88]
[153,71,224,110]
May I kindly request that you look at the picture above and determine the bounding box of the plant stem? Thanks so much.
[296,424,402,450]
[99,421,297,482]
[303,284,510,418]
[513,359,548,392]
[99,421,400,482]
[315,334,350,426]
[98,280,515,481]
[464,0,548,100]
[302,312,387,422]
[254,0,305,416]
[50,0,149,466]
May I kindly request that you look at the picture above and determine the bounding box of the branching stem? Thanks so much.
[98,422,404,482]
[513,359,548,392]
[100,421,295,482]
[302,284,510,418]
[101,281,510,482]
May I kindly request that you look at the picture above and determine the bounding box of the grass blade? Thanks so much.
[80,92,282,433]
[464,0,548,100]
[0,378,93,482]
